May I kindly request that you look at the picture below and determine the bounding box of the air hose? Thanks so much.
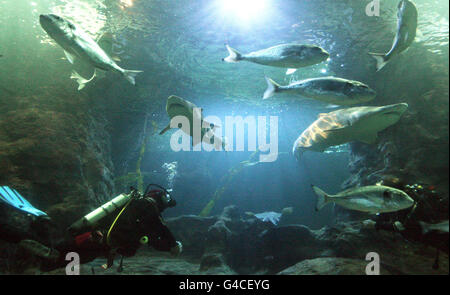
[106,197,134,247]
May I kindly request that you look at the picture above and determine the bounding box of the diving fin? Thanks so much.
[0,186,47,217]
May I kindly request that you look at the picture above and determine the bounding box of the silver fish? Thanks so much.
[419,220,449,235]
[369,0,418,71]
[312,185,415,214]
[223,44,329,74]
[264,76,376,105]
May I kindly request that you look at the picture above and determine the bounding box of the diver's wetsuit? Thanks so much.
[105,192,178,257]
[40,191,178,271]
[0,223,29,243]
[1,190,178,272]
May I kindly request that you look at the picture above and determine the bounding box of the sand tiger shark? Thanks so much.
[293,103,408,160]
[160,95,227,149]
[39,14,143,90]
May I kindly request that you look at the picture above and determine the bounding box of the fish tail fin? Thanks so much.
[122,69,143,85]
[368,52,388,72]
[223,45,242,63]
[311,185,331,211]
[70,70,96,91]
[263,76,280,100]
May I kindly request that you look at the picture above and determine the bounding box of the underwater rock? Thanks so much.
[166,208,448,274]
[4,208,448,275]
[203,206,243,253]
[45,252,236,275]
[0,90,115,228]
[199,253,226,272]
[165,215,217,257]
[278,257,392,275]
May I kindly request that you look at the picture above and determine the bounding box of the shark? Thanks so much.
[159,95,226,149]
[39,14,142,90]
[293,103,409,160]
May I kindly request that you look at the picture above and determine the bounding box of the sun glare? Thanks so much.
[219,0,269,22]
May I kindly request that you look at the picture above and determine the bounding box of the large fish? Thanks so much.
[223,44,329,74]
[263,76,376,105]
[419,220,449,235]
[159,95,226,149]
[293,103,408,159]
[312,185,415,214]
[39,14,142,90]
[369,0,418,71]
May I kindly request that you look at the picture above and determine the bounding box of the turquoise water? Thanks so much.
[0,0,448,274]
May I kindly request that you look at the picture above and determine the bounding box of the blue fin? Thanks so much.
[0,186,47,217]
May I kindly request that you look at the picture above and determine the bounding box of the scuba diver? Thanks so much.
[370,177,449,269]
[0,184,182,273]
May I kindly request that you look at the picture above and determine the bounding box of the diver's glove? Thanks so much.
[170,241,183,257]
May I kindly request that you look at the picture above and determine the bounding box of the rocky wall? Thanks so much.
[0,85,115,228]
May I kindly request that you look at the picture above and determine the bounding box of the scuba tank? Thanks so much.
[68,189,140,235]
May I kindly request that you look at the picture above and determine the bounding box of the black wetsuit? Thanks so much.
[0,223,30,243]
[106,194,178,257]
[1,191,178,272]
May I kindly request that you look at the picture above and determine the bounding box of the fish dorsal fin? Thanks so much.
[358,132,378,144]
[96,32,116,56]
[64,50,76,64]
